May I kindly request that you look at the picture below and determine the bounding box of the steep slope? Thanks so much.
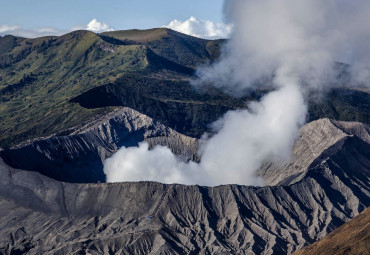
[0,107,198,183]
[0,30,154,147]
[0,35,25,55]
[1,30,369,149]
[0,29,230,148]
[69,79,243,138]
[0,119,369,254]
[70,77,370,140]
[101,28,223,68]
[258,118,370,185]
[293,207,370,255]
[0,29,224,148]
[308,88,370,124]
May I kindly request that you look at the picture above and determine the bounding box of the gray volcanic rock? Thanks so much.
[292,207,370,255]
[258,118,370,186]
[0,107,198,183]
[0,119,369,254]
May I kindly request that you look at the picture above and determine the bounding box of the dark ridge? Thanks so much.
[308,88,370,124]
[146,48,195,75]
[0,35,22,55]
[0,137,107,183]
[69,82,236,138]
[98,35,134,46]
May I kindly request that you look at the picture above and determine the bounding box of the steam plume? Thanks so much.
[104,0,370,186]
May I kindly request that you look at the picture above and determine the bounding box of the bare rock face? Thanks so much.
[0,119,369,254]
[0,107,198,183]
[258,118,370,186]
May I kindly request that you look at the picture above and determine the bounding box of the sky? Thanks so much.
[0,0,228,38]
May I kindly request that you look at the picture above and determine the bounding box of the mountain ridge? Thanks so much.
[0,26,369,255]
[0,118,369,254]
[0,28,369,148]
[0,107,198,183]
[259,118,370,186]
[0,28,228,147]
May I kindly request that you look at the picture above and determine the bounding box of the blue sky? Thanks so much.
[0,0,225,30]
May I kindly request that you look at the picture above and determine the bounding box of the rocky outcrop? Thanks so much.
[0,119,369,254]
[0,107,198,183]
[258,118,370,186]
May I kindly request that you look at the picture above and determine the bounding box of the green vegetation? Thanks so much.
[101,28,169,43]
[102,28,223,68]
[0,30,154,146]
[0,35,25,55]
[0,29,224,147]
[0,28,369,148]
[308,89,370,124]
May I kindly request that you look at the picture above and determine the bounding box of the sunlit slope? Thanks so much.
[0,28,369,149]
[101,28,224,67]
[0,29,203,147]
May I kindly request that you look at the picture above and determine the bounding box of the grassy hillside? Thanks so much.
[0,35,25,55]
[0,28,369,148]
[102,28,223,68]
[0,30,158,147]
[101,28,169,43]
[0,29,224,147]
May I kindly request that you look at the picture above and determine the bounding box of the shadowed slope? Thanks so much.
[293,207,370,255]
[0,119,369,254]
[0,107,198,183]
[258,118,370,186]
[0,28,226,148]
[0,29,369,149]
[101,28,223,68]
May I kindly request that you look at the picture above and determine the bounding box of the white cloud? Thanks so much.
[86,18,114,33]
[164,16,232,39]
[0,24,19,33]
[0,18,114,38]
[0,24,66,38]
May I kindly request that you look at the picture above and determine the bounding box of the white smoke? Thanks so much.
[104,84,306,186]
[104,0,370,186]
[164,16,232,39]
[104,143,201,184]
[198,0,370,92]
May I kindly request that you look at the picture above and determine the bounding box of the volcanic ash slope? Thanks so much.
[0,118,369,254]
